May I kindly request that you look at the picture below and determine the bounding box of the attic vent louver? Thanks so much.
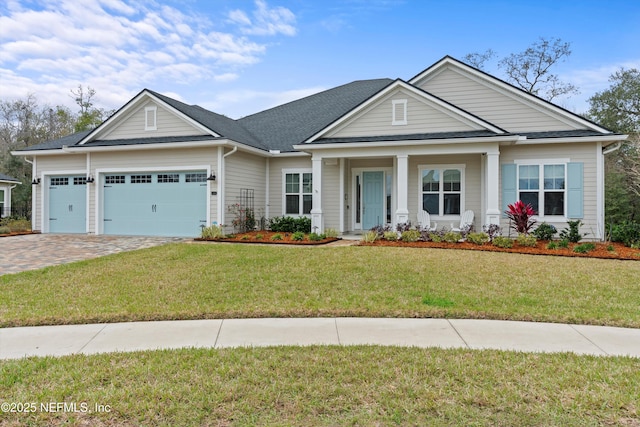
[145,106,157,131]
[392,99,407,125]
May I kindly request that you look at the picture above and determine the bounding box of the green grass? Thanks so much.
[1,243,640,327]
[1,346,639,426]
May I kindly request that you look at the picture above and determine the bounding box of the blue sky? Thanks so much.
[1,0,639,119]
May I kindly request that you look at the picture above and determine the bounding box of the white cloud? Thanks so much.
[0,0,298,112]
[229,0,296,36]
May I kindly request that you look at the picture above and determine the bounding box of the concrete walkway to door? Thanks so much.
[0,234,186,275]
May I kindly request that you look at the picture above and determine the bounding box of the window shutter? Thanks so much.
[501,164,517,217]
[567,162,584,219]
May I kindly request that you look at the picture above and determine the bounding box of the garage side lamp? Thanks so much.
[86,175,95,183]
[31,178,41,185]
[207,172,216,181]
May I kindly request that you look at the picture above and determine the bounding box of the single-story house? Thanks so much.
[0,173,20,218]
[13,56,627,238]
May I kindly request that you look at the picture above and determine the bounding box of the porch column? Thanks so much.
[485,151,501,225]
[311,156,324,233]
[395,154,409,225]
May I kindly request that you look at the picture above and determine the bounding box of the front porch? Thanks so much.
[304,140,510,234]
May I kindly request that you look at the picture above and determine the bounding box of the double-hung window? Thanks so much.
[420,165,464,216]
[284,170,312,215]
[517,163,566,216]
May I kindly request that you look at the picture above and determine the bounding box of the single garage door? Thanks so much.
[103,171,207,237]
[49,176,87,233]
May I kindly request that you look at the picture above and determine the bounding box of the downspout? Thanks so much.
[218,145,238,228]
[603,141,623,155]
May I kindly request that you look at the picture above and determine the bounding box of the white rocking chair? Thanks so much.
[451,210,474,233]
[417,210,437,232]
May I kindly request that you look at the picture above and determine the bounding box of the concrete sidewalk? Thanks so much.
[2,318,640,360]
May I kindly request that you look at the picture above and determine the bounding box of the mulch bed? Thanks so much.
[361,239,640,260]
[196,231,340,245]
[0,231,40,237]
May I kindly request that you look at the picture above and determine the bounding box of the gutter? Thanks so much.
[603,141,623,155]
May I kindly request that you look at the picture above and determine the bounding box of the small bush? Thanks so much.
[532,222,557,241]
[254,233,264,240]
[269,216,311,233]
[558,239,570,249]
[610,221,640,247]
[573,242,597,254]
[401,230,421,242]
[0,226,11,234]
[467,232,489,245]
[492,236,513,249]
[395,222,413,233]
[482,224,502,241]
[291,231,305,241]
[443,231,462,243]
[200,224,224,239]
[6,219,30,232]
[324,228,339,238]
[559,220,586,243]
[516,233,537,247]
[607,244,615,252]
[546,241,558,250]
[270,233,283,241]
[240,235,250,240]
[429,232,443,243]
[383,231,398,241]
[308,232,324,241]
[361,231,378,243]
[505,200,537,235]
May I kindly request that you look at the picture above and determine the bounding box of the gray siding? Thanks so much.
[104,101,203,140]
[223,150,267,233]
[416,66,583,132]
[327,89,480,138]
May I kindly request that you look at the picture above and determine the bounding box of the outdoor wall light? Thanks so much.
[207,172,216,181]
[86,175,95,183]
[31,178,41,185]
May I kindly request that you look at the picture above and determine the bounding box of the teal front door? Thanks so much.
[362,171,384,230]
[49,176,86,233]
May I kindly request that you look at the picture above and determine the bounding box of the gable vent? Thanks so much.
[145,106,157,131]
[392,99,407,125]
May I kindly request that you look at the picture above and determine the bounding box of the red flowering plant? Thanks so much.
[506,200,537,235]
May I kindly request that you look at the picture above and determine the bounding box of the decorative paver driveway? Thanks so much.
[0,234,186,275]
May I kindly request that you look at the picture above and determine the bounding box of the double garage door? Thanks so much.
[48,171,208,237]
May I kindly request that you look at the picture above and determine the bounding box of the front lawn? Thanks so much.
[1,346,639,426]
[1,244,639,327]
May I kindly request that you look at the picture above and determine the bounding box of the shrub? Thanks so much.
[240,235,250,240]
[308,232,324,241]
[6,219,30,232]
[291,231,305,241]
[383,231,398,241]
[607,244,615,252]
[401,230,421,242]
[516,233,537,247]
[269,216,311,233]
[532,222,557,241]
[573,242,597,254]
[0,226,11,235]
[395,222,413,233]
[547,241,558,250]
[428,232,443,243]
[482,224,502,241]
[324,228,339,238]
[361,231,378,243]
[505,200,537,235]
[492,236,513,248]
[467,232,489,245]
[559,220,586,243]
[443,231,462,243]
[200,224,224,239]
[270,233,283,241]
[254,233,264,240]
[558,239,570,248]
[227,203,255,233]
[610,221,640,247]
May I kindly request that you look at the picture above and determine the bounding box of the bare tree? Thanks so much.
[498,37,579,101]
[463,49,496,71]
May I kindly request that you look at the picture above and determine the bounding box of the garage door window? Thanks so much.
[74,177,87,185]
[106,175,125,184]
[131,175,152,184]
[158,174,179,183]
[51,177,69,186]
[186,173,207,182]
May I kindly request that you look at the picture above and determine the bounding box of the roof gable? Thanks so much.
[410,56,610,134]
[307,80,505,142]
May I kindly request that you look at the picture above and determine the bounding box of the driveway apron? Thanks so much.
[0,234,185,275]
